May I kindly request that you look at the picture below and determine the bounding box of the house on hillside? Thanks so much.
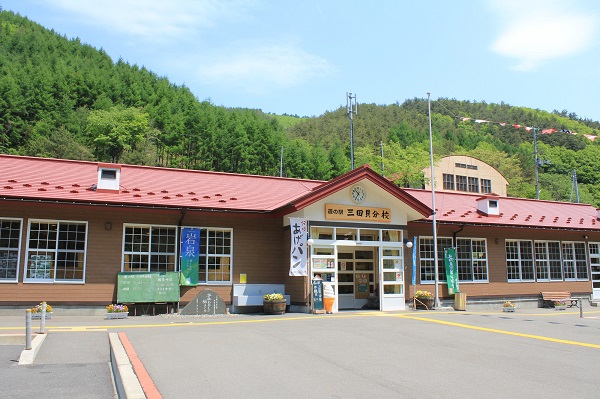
[0,154,598,314]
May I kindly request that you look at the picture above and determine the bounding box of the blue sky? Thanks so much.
[3,0,600,121]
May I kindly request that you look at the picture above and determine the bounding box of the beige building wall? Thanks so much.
[422,155,509,197]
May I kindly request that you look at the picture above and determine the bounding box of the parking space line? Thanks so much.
[396,314,600,349]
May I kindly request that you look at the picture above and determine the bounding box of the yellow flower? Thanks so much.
[264,293,284,301]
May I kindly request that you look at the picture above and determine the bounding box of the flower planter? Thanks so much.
[554,305,567,311]
[106,312,128,319]
[263,299,287,315]
[502,307,516,312]
[31,312,52,320]
[415,297,434,310]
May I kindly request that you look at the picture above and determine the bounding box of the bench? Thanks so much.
[541,291,580,308]
[232,284,290,313]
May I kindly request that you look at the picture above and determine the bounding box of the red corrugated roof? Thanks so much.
[404,188,600,230]
[0,155,325,212]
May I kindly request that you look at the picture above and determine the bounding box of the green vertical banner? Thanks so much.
[444,247,459,294]
[180,227,199,286]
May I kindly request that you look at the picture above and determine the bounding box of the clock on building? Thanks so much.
[350,185,366,203]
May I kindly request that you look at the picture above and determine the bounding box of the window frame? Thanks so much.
[122,224,178,273]
[24,219,88,284]
[442,173,455,190]
[506,239,588,282]
[0,218,23,283]
[418,236,453,284]
[456,175,468,191]
[480,179,492,194]
[195,227,234,285]
[456,238,489,282]
[468,177,479,193]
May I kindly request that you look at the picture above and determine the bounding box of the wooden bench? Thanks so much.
[231,284,290,313]
[541,291,580,308]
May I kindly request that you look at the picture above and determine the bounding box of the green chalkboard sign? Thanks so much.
[117,272,180,303]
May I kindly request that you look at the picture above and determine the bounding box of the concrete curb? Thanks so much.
[109,332,145,399]
[18,333,47,365]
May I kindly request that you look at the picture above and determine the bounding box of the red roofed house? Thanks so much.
[0,154,598,313]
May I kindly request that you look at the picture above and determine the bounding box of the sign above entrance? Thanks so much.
[325,204,391,223]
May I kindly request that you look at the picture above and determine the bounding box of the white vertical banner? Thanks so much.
[289,217,308,276]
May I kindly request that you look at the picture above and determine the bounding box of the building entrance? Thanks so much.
[337,247,377,310]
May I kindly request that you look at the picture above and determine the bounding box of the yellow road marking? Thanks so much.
[393,313,600,349]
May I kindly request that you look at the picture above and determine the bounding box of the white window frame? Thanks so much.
[456,238,489,283]
[534,241,563,281]
[505,240,535,282]
[24,219,88,284]
[419,236,453,284]
[562,241,588,281]
[196,227,233,285]
[122,224,178,272]
[0,218,22,283]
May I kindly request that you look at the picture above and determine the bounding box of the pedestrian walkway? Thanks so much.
[0,328,115,399]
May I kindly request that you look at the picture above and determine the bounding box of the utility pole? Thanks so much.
[346,92,357,170]
[534,127,540,200]
[427,92,440,308]
[380,141,384,177]
[570,169,579,203]
[279,146,284,177]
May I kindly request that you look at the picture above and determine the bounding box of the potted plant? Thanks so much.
[414,290,434,310]
[106,304,129,319]
[30,302,52,319]
[502,301,516,312]
[263,293,287,315]
[554,300,567,310]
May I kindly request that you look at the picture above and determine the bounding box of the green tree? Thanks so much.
[86,106,152,163]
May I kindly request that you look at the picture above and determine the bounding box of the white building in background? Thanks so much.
[422,155,509,197]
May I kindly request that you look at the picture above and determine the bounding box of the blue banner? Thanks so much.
[180,227,200,286]
[411,236,417,285]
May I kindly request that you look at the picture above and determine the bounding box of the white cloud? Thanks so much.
[489,0,599,71]
[197,44,336,93]
[49,0,253,41]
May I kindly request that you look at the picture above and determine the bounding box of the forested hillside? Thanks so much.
[2,10,600,206]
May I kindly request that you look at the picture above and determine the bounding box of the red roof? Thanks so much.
[404,188,600,231]
[0,155,325,212]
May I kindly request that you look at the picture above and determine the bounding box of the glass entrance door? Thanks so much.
[337,248,375,309]
[379,248,405,310]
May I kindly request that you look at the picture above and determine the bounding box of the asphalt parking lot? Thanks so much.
[1,307,600,398]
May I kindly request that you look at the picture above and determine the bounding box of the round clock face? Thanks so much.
[350,185,366,203]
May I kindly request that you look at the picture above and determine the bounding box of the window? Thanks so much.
[480,179,492,194]
[468,177,479,193]
[419,237,452,283]
[534,241,562,281]
[456,175,468,191]
[562,242,588,280]
[199,228,233,284]
[506,240,587,282]
[123,225,177,272]
[505,240,534,281]
[456,238,488,282]
[25,220,87,282]
[101,169,117,179]
[443,174,455,190]
[0,218,22,282]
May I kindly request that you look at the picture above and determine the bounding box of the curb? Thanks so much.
[109,333,146,399]
[18,333,47,365]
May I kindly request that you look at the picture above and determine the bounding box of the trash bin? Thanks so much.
[454,292,466,311]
